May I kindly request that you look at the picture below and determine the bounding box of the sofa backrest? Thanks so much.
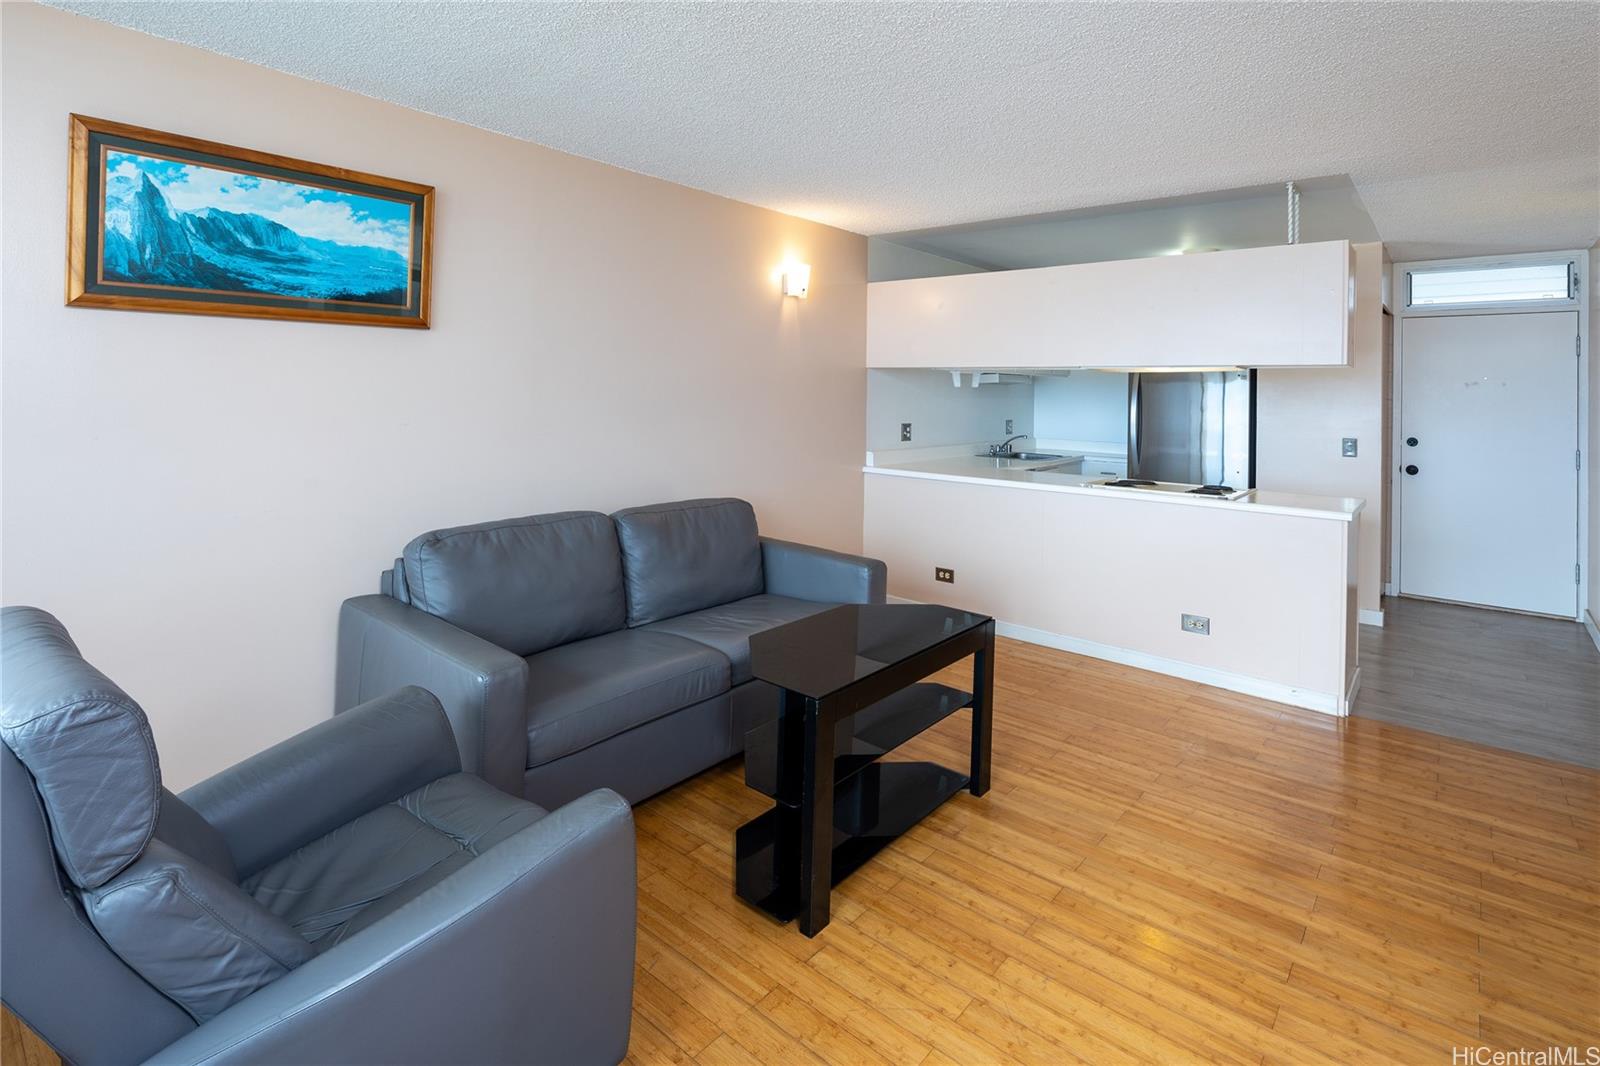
[401,511,627,656]
[611,499,764,626]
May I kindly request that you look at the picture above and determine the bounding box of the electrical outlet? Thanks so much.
[901,422,913,442]
[1341,437,1358,458]
[935,567,955,584]
[1181,613,1210,635]
[1005,419,1014,434]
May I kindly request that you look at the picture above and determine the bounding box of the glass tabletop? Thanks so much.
[748,603,990,700]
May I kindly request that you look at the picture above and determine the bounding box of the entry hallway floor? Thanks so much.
[1356,596,1600,769]
[6,638,1597,1064]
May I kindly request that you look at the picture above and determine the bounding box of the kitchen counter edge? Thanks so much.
[862,461,1364,522]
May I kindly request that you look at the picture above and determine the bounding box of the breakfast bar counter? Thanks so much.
[862,454,1365,716]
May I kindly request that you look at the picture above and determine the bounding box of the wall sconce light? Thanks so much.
[782,261,811,298]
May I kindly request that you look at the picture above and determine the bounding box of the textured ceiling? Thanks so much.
[48,1,1600,260]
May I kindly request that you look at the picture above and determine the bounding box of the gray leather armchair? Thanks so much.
[1,606,635,1066]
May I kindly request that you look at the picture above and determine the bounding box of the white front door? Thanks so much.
[1398,310,1579,616]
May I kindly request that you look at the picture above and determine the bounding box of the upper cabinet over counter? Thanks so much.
[867,239,1354,369]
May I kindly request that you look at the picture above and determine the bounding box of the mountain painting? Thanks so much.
[68,116,433,328]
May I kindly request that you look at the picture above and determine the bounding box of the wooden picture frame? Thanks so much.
[66,115,433,328]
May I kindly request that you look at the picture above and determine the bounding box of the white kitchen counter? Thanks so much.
[864,454,1365,522]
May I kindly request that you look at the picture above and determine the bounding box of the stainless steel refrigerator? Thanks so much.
[1126,370,1255,487]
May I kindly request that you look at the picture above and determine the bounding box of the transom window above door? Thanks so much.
[1406,261,1576,309]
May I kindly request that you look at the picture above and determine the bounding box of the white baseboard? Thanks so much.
[1586,609,1600,654]
[887,595,1345,716]
[1358,609,1385,628]
[993,620,1343,716]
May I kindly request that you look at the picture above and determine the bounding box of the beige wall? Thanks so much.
[1256,241,1386,619]
[1590,243,1599,635]
[0,4,868,787]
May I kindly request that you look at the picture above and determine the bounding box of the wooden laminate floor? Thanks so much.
[1355,596,1600,769]
[8,639,1599,1064]
[620,639,1600,1064]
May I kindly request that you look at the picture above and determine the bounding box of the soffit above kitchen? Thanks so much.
[873,177,1382,274]
[48,0,1600,262]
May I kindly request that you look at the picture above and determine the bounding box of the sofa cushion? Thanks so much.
[0,607,161,890]
[402,511,627,657]
[644,594,837,685]
[82,839,315,1023]
[523,629,731,767]
[612,499,764,627]
[243,773,546,951]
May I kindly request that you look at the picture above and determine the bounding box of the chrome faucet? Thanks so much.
[989,435,1027,457]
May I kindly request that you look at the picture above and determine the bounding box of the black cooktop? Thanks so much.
[1101,479,1236,496]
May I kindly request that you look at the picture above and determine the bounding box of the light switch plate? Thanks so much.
[1005,419,1014,434]
[1341,437,1358,457]
[901,422,912,442]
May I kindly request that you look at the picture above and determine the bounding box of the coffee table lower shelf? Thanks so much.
[734,760,969,923]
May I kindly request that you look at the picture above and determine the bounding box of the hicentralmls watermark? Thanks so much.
[1453,1048,1600,1065]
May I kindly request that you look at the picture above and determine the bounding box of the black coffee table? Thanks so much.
[734,603,995,936]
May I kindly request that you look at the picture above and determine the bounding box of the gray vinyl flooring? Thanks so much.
[1354,596,1600,768]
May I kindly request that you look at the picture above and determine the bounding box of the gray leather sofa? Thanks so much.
[1,606,635,1066]
[337,498,887,808]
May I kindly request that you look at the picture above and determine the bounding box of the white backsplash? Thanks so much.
[865,367,1134,464]
[1033,371,1130,447]
[866,369,1035,453]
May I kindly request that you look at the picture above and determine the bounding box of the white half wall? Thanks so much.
[864,473,1358,710]
[1,3,868,787]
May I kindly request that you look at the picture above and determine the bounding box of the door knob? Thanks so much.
[1406,436,1418,447]
[1405,464,1419,476]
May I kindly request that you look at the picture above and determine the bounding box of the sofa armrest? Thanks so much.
[336,595,530,797]
[144,789,636,1066]
[761,537,887,605]
[181,687,459,879]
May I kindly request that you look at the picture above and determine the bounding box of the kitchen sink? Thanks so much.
[973,451,1064,462]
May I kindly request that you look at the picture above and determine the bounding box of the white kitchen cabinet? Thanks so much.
[867,240,1353,370]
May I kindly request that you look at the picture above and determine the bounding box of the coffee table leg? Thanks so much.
[798,695,835,937]
[970,621,995,796]
[770,688,807,903]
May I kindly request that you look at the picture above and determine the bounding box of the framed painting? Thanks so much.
[66,115,432,328]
